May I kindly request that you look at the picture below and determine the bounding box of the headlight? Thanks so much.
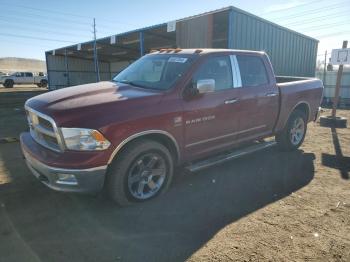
[60,128,111,151]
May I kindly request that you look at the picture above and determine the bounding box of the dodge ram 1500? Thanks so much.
[20,49,323,205]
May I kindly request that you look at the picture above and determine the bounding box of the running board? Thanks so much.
[185,140,277,172]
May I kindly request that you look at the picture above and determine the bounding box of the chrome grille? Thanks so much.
[26,106,63,152]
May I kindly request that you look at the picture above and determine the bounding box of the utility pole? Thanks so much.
[331,40,348,117]
[323,50,327,87]
[93,18,100,82]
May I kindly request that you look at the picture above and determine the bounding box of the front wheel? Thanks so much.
[106,139,174,206]
[4,80,14,88]
[40,80,48,88]
[276,110,307,151]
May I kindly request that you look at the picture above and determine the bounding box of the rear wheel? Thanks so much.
[276,110,307,151]
[106,139,174,206]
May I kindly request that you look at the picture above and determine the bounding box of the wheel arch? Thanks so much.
[293,102,310,121]
[107,130,180,165]
[275,101,311,134]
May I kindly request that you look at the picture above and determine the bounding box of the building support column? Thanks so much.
[139,31,144,57]
[64,48,70,87]
[45,52,51,90]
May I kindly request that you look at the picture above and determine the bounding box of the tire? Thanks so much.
[37,83,42,88]
[4,80,14,88]
[40,80,48,88]
[320,116,347,128]
[106,139,174,206]
[276,110,307,151]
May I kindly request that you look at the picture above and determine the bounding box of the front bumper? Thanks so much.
[21,133,107,193]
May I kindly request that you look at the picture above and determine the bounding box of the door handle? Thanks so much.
[224,99,238,104]
[265,92,278,97]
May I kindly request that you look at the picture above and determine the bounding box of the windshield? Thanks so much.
[113,54,194,90]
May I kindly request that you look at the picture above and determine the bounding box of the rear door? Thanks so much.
[235,55,279,141]
[183,55,241,158]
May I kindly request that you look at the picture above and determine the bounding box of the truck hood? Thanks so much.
[26,81,163,128]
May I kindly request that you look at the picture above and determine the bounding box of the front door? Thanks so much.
[182,55,241,159]
[24,72,34,84]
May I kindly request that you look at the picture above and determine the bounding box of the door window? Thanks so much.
[236,56,269,87]
[25,72,33,77]
[193,56,233,91]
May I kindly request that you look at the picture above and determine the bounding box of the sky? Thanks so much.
[0,0,349,63]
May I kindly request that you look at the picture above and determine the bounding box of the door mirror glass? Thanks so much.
[196,79,215,94]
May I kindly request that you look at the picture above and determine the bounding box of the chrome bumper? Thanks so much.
[22,146,107,193]
[314,107,321,121]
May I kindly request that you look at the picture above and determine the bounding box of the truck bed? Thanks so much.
[276,76,314,83]
[274,76,323,132]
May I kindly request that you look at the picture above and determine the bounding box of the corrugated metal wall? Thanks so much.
[176,15,213,48]
[228,8,318,77]
[46,54,110,89]
[110,61,131,78]
[316,71,350,99]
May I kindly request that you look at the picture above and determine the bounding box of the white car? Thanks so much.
[1,72,48,88]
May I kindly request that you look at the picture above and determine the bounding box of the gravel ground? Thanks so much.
[0,89,349,262]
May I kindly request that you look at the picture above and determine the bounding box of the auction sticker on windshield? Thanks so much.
[168,57,188,63]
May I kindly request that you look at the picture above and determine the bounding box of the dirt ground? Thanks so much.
[0,87,349,262]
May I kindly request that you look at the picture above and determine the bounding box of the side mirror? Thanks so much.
[196,79,215,94]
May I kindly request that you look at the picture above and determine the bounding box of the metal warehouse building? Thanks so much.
[46,6,318,90]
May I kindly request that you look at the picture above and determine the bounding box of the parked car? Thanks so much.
[20,49,323,205]
[1,72,48,88]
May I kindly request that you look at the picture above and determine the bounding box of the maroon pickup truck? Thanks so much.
[21,49,323,205]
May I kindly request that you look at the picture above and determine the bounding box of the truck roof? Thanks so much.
[148,48,266,56]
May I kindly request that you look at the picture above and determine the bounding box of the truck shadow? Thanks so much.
[0,144,315,262]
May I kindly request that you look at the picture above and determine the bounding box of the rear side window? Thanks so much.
[236,56,269,87]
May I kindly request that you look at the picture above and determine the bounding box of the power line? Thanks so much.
[0,38,56,49]
[314,30,350,39]
[0,33,76,43]
[0,14,126,37]
[0,14,92,30]
[0,21,92,39]
[283,11,349,27]
[1,9,92,26]
[1,7,130,31]
[296,21,350,31]
[267,2,348,21]
[263,0,327,14]
[0,2,138,27]
[0,17,120,41]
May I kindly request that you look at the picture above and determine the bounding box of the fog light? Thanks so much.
[56,173,78,185]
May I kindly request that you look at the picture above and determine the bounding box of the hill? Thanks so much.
[0,57,46,74]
